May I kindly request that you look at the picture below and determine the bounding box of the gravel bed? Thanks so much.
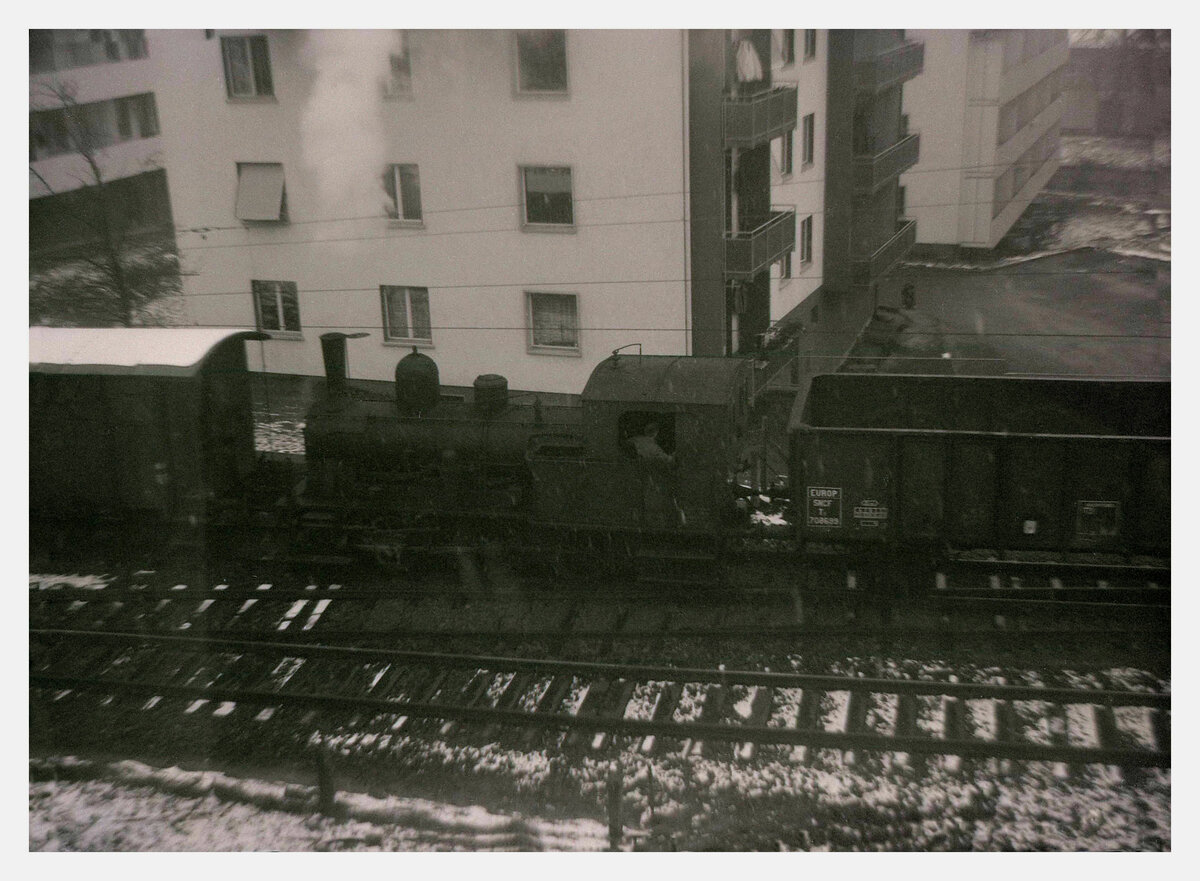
[31,634,1171,852]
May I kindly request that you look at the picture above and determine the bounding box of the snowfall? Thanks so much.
[29,135,1170,852]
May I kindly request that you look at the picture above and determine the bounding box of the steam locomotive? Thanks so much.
[29,327,1170,580]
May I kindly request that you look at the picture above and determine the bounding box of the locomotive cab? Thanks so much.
[528,353,753,531]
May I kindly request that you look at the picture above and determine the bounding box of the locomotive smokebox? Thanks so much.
[474,374,509,417]
[395,347,440,416]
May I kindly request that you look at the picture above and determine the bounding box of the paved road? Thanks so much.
[883,250,1170,379]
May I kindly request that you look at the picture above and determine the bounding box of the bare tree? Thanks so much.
[29,80,179,327]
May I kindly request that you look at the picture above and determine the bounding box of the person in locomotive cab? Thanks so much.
[631,421,674,467]
[632,421,685,526]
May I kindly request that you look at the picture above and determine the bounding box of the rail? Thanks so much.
[31,628,1171,767]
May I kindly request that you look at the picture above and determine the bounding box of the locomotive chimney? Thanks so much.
[319,332,369,399]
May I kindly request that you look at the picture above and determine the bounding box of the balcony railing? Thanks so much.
[854,41,924,93]
[854,132,920,192]
[725,208,796,280]
[851,218,916,286]
[724,85,799,149]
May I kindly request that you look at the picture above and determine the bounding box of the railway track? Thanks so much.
[29,562,1170,646]
[30,628,1170,770]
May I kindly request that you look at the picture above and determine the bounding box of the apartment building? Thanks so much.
[809,30,924,369]
[31,29,921,395]
[902,29,1068,254]
[29,29,174,256]
[1062,30,1170,137]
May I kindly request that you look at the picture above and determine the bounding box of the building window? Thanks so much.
[801,113,815,165]
[235,162,287,222]
[779,251,792,280]
[779,130,794,176]
[516,30,568,93]
[115,93,159,140]
[30,30,147,74]
[253,280,301,336]
[29,93,160,162]
[775,30,795,66]
[383,164,422,221]
[521,166,574,227]
[804,30,817,60]
[221,35,274,98]
[381,286,432,342]
[799,215,813,264]
[528,292,579,351]
[382,31,411,97]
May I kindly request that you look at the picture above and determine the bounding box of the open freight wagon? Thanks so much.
[789,374,1170,557]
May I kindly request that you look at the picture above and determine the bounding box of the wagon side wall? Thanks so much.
[793,427,1170,554]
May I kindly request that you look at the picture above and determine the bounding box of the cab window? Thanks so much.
[618,411,675,459]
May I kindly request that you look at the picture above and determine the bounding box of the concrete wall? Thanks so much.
[899,30,969,246]
[156,29,690,395]
[905,30,1068,250]
[687,29,726,355]
[769,29,826,323]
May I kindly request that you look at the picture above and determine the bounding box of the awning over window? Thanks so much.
[235,162,285,221]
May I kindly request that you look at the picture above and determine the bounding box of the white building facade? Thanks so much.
[155,29,698,395]
[902,29,1067,252]
[33,29,842,395]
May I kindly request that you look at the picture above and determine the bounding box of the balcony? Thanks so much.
[725,208,796,281]
[724,85,799,149]
[851,219,916,286]
[854,41,924,94]
[853,132,920,192]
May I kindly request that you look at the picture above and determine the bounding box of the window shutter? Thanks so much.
[236,163,286,221]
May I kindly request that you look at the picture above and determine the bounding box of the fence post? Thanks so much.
[607,763,624,850]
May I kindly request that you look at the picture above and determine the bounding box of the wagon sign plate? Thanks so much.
[853,501,888,522]
[807,486,842,527]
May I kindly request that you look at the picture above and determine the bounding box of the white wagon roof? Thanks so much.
[29,327,268,377]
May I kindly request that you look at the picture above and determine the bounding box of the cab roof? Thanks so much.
[29,328,268,377]
[582,354,751,407]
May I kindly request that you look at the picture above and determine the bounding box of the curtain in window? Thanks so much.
[253,281,281,331]
[280,285,300,331]
[524,167,573,225]
[382,165,421,220]
[409,288,431,339]
[254,281,299,332]
[531,293,578,347]
[383,287,431,340]
[383,287,409,339]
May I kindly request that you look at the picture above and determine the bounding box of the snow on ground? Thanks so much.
[1054,206,1169,254]
[1059,135,1170,170]
[29,776,608,852]
[31,573,115,590]
[31,648,1171,852]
